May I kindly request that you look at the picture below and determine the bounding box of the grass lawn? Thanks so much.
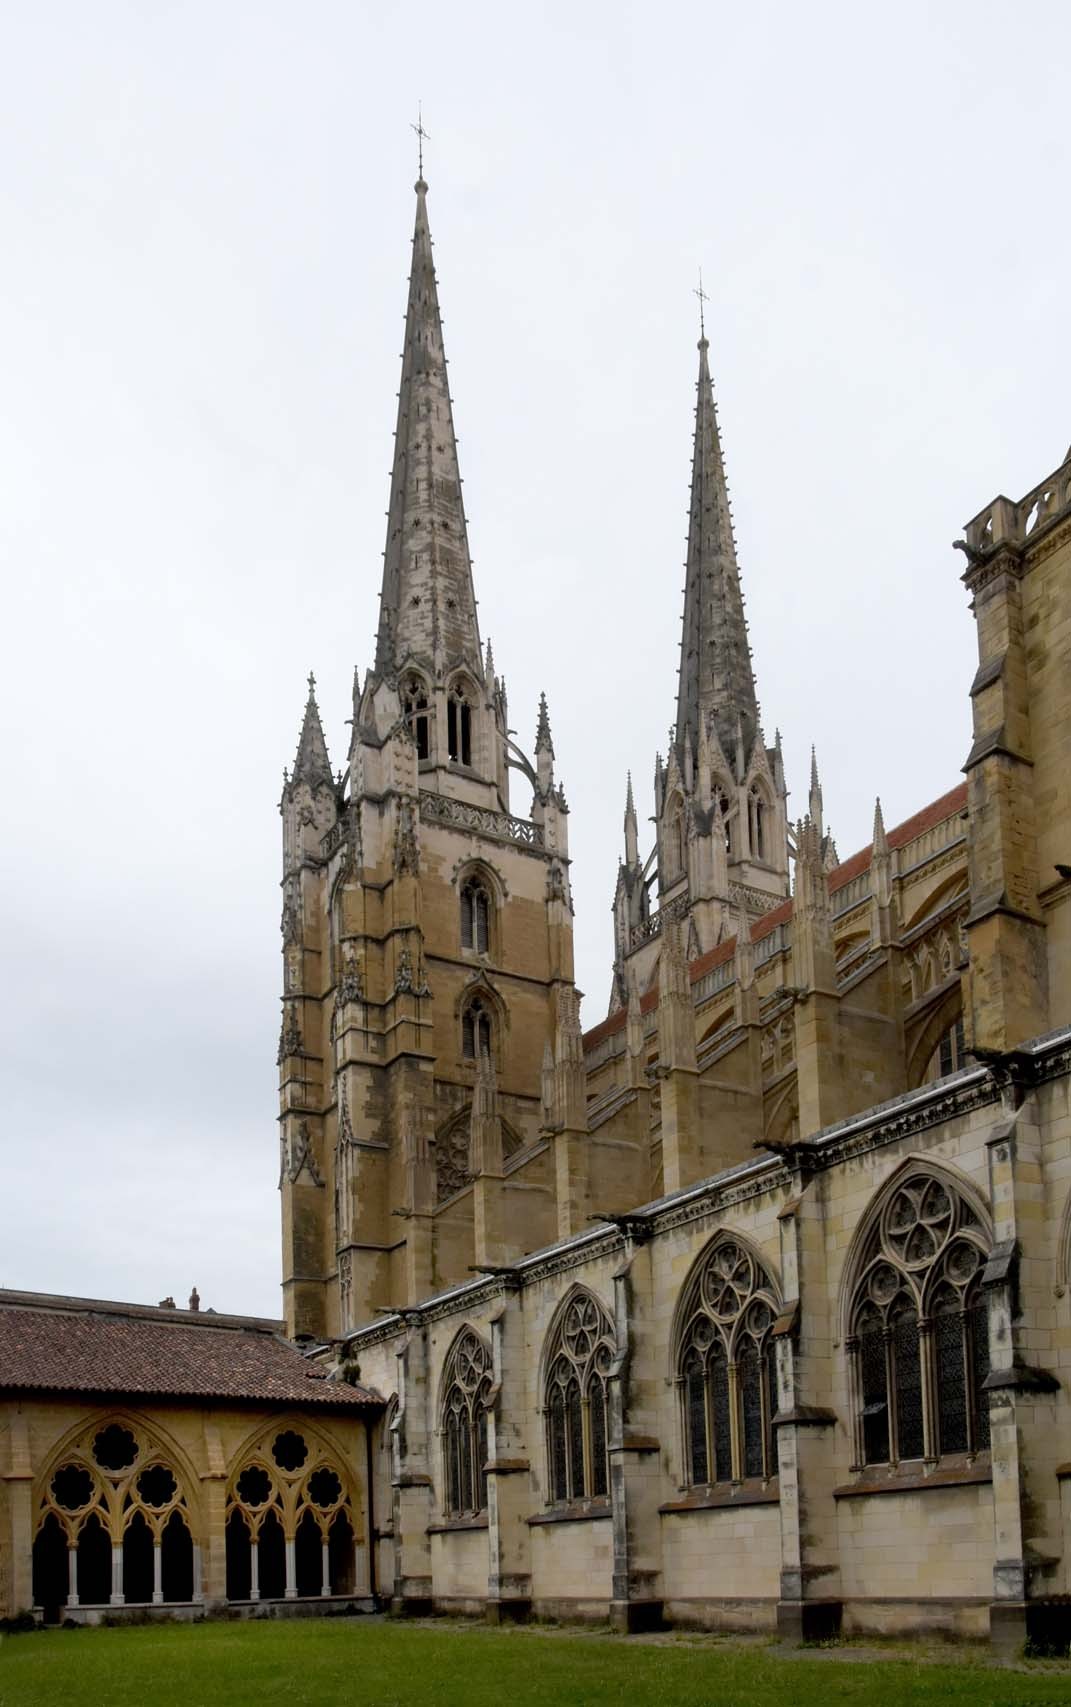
[1,1617,1070,1707]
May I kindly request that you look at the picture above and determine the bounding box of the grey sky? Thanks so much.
[2,2,1068,1318]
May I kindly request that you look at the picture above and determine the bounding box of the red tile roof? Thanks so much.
[584,782,968,1054]
[0,1295,381,1410]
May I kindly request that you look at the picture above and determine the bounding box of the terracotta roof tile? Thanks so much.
[0,1299,381,1410]
[583,782,967,1053]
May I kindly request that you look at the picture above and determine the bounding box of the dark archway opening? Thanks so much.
[225,1510,251,1601]
[122,1509,154,1604]
[161,1509,194,1602]
[258,1508,286,1600]
[295,1508,322,1597]
[328,1510,355,1595]
[32,1513,68,1622]
[76,1512,112,1606]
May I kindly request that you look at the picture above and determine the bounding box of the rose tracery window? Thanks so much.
[849,1172,991,1468]
[460,878,491,954]
[441,1329,493,1517]
[32,1421,195,1613]
[544,1292,614,1504]
[225,1428,357,1601]
[676,1239,779,1486]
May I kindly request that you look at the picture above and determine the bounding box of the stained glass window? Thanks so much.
[675,1238,780,1487]
[440,1328,493,1517]
[849,1170,992,1467]
[542,1292,615,1505]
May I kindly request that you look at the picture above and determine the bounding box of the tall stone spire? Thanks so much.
[675,332,758,768]
[374,175,482,682]
[291,673,333,791]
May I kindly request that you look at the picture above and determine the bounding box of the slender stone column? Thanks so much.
[192,1544,203,1604]
[110,1543,124,1606]
[250,1539,260,1601]
[67,1545,79,1609]
[285,1537,297,1598]
[153,1542,163,1605]
[321,1541,331,1596]
[353,1537,370,1596]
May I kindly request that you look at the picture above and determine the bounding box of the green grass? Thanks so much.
[1,1617,1069,1707]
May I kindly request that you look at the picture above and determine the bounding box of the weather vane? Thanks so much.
[693,269,709,340]
[411,104,430,178]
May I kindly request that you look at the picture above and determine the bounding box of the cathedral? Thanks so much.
[3,169,1071,1651]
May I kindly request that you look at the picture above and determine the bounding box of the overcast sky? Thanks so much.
[2,2,1068,1319]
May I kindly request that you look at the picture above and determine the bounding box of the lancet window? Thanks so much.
[676,1239,779,1486]
[848,1171,991,1468]
[461,996,492,1060]
[402,673,431,762]
[440,1329,493,1517]
[447,681,473,766]
[926,1016,966,1083]
[460,878,491,954]
[544,1291,614,1504]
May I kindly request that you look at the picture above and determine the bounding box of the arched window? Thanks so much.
[32,1420,198,1611]
[544,1292,614,1504]
[462,997,492,1060]
[675,1239,779,1485]
[447,681,473,766]
[440,1329,493,1517]
[848,1171,991,1467]
[402,674,431,763]
[460,878,491,954]
[226,1427,357,1601]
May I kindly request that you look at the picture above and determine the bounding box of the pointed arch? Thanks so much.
[33,1406,204,1541]
[837,1154,993,1342]
[540,1286,615,1505]
[839,1157,993,1468]
[670,1230,781,1487]
[438,1324,493,1517]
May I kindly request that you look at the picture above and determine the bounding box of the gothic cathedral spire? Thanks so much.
[675,332,757,769]
[374,175,483,683]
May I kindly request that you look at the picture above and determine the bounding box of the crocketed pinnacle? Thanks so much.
[675,332,758,766]
[374,177,482,682]
[291,672,333,791]
[535,691,554,756]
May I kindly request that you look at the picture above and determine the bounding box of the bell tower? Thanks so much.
[278,175,578,1339]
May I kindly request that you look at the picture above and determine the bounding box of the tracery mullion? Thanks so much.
[918,1315,938,1462]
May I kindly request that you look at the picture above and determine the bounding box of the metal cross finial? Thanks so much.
[694,269,709,339]
[411,105,430,178]
[307,671,316,695]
